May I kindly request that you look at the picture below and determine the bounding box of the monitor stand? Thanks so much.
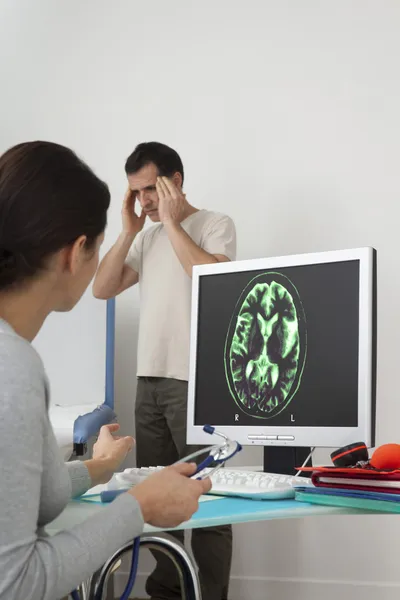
[263,446,312,477]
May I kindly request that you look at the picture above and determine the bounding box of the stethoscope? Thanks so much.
[175,424,242,478]
[72,425,242,600]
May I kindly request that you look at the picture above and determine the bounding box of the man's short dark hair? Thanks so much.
[125,142,184,184]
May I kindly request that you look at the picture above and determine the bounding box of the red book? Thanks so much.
[297,466,400,494]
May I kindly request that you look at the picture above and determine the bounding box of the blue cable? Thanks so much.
[120,537,141,600]
[91,536,140,600]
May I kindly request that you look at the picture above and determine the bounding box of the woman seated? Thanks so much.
[0,141,210,600]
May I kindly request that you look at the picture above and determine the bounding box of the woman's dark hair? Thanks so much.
[0,141,110,290]
[125,141,184,184]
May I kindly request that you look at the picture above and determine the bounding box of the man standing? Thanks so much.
[93,142,236,600]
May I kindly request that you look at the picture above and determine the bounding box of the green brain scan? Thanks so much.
[224,272,307,419]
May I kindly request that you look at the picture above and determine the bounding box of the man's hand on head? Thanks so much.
[156,177,188,226]
[122,187,146,236]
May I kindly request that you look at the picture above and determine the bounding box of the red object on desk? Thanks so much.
[298,465,400,494]
[370,444,400,470]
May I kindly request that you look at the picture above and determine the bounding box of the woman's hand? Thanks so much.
[85,424,134,485]
[130,462,212,527]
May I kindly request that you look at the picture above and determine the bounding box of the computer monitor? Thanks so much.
[187,247,376,450]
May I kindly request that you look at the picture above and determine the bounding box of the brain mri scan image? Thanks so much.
[224,272,307,419]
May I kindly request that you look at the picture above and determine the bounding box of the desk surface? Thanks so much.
[47,494,373,536]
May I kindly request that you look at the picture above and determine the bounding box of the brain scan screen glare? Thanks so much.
[194,260,360,428]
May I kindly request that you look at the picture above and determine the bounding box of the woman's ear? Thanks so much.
[66,235,87,275]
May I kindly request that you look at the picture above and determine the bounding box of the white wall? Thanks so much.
[2,1,400,598]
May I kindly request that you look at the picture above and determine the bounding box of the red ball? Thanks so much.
[370,444,400,470]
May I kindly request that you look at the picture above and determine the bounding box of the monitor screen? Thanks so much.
[187,248,376,448]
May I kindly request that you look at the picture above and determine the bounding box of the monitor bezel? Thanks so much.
[187,247,376,449]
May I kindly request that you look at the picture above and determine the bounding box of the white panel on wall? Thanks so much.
[33,290,108,408]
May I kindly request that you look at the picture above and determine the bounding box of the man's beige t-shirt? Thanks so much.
[126,209,236,381]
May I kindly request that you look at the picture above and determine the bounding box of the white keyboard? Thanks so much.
[115,467,312,500]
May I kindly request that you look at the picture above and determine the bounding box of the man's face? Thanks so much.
[127,163,161,222]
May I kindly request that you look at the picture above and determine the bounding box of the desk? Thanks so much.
[48,495,372,599]
[48,494,369,536]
